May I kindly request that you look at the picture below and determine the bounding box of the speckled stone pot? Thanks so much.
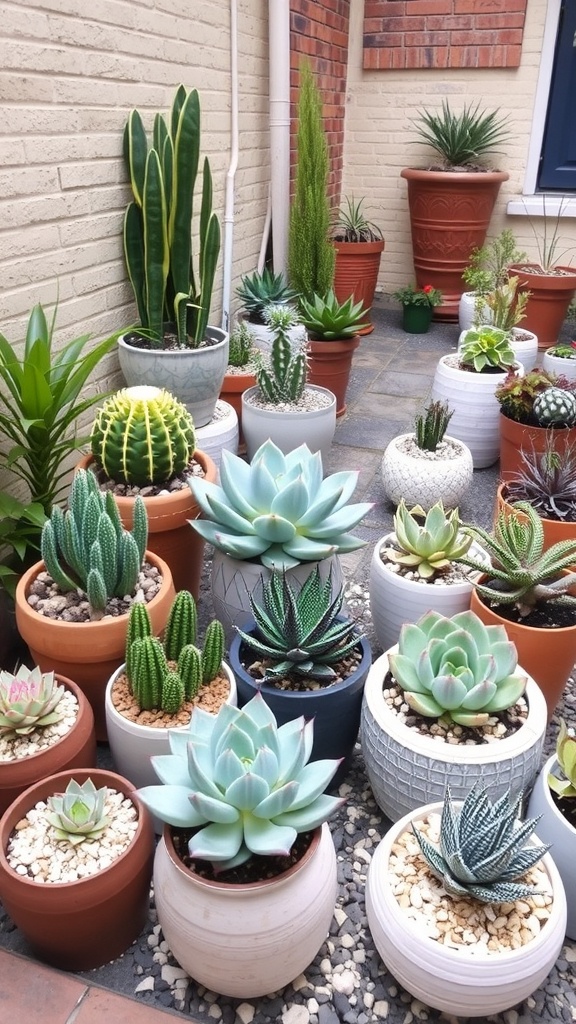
[381,432,473,510]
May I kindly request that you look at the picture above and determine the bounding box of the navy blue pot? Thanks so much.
[228,623,372,788]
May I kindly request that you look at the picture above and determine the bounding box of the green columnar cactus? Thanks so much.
[131,636,167,710]
[125,602,152,680]
[46,779,111,846]
[160,671,186,715]
[0,666,66,737]
[201,620,225,684]
[178,644,203,699]
[228,321,254,366]
[255,306,307,403]
[414,401,454,452]
[90,386,196,487]
[40,469,148,619]
[163,590,198,662]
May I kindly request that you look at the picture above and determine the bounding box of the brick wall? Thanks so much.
[363,0,528,71]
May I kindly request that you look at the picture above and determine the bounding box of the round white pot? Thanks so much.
[153,821,337,998]
[542,348,576,382]
[211,548,344,645]
[365,801,567,1017]
[360,649,547,822]
[528,753,576,940]
[242,317,307,355]
[194,400,238,474]
[241,384,337,464]
[458,292,492,332]
[431,354,523,468]
[117,327,229,428]
[380,432,473,510]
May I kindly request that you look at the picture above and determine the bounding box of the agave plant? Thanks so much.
[299,289,369,340]
[411,100,510,169]
[137,693,343,869]
[548,719,576,800]
[234,566,360,681]
[413,786,548,904]
[46,778,110,846]
[236,269,299,325]
[388,609,527,727]
[384,500,472,579]
[188,439,372,570]
[0,666,65,737]
[459,326,516,372]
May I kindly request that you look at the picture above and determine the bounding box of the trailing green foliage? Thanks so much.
[299,289,369,340]
[0,492,46,597]
[236,269,299,325]
[0,665,65,737]
[414,400,454,452]
[548,719,576,800]
[411,100,510,168]
[384,500,472,579]
[255,306,307,403]
[46,778,111,846]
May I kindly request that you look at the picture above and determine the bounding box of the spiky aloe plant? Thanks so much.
[505,436,576,522]
[255,306,307,403]
[298,290,369,340]
[384,500,472,579]
[46,779,111,846]
[414,400,454,453]
[548,719,576,800]
[234,565,360,682]
[411,100,510,168]
[0,666,65,737]
[413,786,548,904]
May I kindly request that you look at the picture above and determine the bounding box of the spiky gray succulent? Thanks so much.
[505,437,576,522]
[137,692,343,870]
[548,719,576,800]
[46,778,110,846]
[533,387,576,427]
[413,786,548,904]
[234,565,360,681]
[384,500,472,579]
[459,326,516,372]
[388,609,526,727]
[0,666,65,737]
[188,439,371,570]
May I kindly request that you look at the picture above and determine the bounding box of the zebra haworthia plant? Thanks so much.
[0,666,66,737]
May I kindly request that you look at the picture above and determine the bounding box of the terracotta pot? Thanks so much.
[76,452,216,598]
[332,238,385,334]
[401,168,509,322]
[495,482,576,549]
[401,304,433,333]
[0,675,96,818]
[498,411,576,482]
[470,576,576,720]
[508,263,576,349]
[14,553,176,742]
[0,767,154,970]
[306,336,361,416]
[219,368,257,448]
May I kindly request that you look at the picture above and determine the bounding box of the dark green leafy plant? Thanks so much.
[414,400,454,452]
[0,493,46,597]
[236,269,298,326]
[411,100,510,169]
[299,289,369,340]
[393,283,442,307]
[332,196,383,243]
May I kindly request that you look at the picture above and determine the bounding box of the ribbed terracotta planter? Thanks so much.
[0,768,154,971]
[333,239,385,334]
[306,336,361,416]
[401,168,509,321]
[498,412,576,483]
[508,264,576,349]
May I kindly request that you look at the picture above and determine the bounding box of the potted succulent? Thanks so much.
[105,590,236,796]
[235,269,304,353]
[118,85,228,427]
[331,196,385,333]
[459,229,526,331]
[14,469,175,740]
[381,400,473,510]
[136,694,343,998]
[187,438,371,640]
[431,325,523,467]
[229,565,371,785]
[361,608,547,824]
[240,305,337,461]
[392,283,443,334]
[459,500,576,718]
[78,384,217,596]
[218,320,259,449]
[496,433,576,548]
[299,289,369,416]
[366,786,566,1016]
[0,769,154,970]
[496,367,576,480]
[401,101,510,320]
[543,340,576,381]
[528,719,576,940]
[0,666,96,817]
[481,276,538,370]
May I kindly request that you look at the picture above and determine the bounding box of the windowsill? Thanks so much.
[507,195,576,217]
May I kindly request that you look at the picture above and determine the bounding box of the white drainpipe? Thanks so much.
[221,0,239,332]
[268,0,291,274]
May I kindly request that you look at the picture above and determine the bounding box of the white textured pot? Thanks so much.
[360,649,547,822]
[542,348,576,382]
[241,384,337,464]
[380,433,473,510]
[368,535,486,655]
[117,327,229,427]
[528,754,576,940]
[431,354,523,468]
[458,292,491,332]
[153,821,337,998]
[194,400,238,474]
[211,549,344,645]
[365,802,567,1017]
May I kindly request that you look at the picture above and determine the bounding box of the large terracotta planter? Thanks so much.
[333,238,385,334]
[306,336,361,416]
[498,411,576,482]
[14,553,176,741]
[401,168,509,321]
[528,754,576,940]
[0,767,154,971]
[508,263,576,349]
[153,821,337,998]
[470,576,576,720]
[77,452,217,597]
[0,675,96,818]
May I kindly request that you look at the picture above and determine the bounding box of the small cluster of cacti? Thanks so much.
[413,786,548,904]
[236,269,299,324]
[90,386,196,487]
[255,306,307,403]
[384,500,472,579]
[459,326,516,372]
[228,321,254,368]
[548,719,576,800]
[46,778,111,846]
[0,666,65,737]
[40,469,148,618]
[414,400,454,452]
[234,566,359,682]
[125,590,224,714]
[298,289,369,340]
[533,387,576,427]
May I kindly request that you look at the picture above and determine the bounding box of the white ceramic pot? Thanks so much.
[365,802,567,1017]
[457,326,538,374]
[458,292,492,332]
[117,326,229,427]
[542,348,576,382]
[211,549,344,645]
[528,754,576,940]
[241,385,337,464]
[360,650,547,821]
[431,354,523,468]
[194,400,238,475]
[153,821,337,998]
[380,432,473,510]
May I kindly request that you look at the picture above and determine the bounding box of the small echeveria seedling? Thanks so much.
[46,778,110,846]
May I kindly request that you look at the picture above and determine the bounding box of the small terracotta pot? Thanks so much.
[333,239,385,334]
[508,263,576,349]
[498,412,576,482]
[0,767,154,970]
[306,336,361,416]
